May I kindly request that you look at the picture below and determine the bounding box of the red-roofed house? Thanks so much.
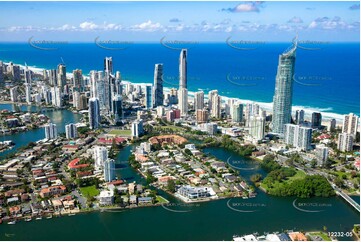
[68,158,90,170]
[39,185,66,198]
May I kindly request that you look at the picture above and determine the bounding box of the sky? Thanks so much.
[0,1,359,42]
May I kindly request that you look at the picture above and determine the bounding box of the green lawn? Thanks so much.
[156,195,169,204]
[108,129,131,136]
[80,185,100,198]
[260,170,306,192]
[286,170,306,182]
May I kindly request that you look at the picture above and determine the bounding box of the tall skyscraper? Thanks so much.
[179,49,187,89]
[10,87,18,102]
[194,91,204,110]
[272,42,297,134]
[211,94,221,119]
[249,116,265,141]
[232,103,243,122]
[144,85,152,109]
[311,112,322,128]
[44,123,58,140]
[65,123,78,139]
[328,119,336,132]
[131,119,144,138]
[104,158,115,182]
[342,113,358,136]
[89,97,101,130]
[295,110,305,124]
[48,69,57,86]
[72,69,83,91]
[112,94,123,123]
[152,64,164,108]
[51,86,62,107]
[178,88,188,116]
[208,90,218,112]
[104,57,113,74]
[338,133,354,152]
[94,146,108,170]
[25,84,31,104]
[57,64,66,89]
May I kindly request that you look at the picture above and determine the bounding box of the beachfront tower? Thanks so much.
[152,64,164,108]
[272,40,297,134]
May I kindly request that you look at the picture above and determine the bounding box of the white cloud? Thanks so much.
[79,21,98,30]
[130,20,163,32]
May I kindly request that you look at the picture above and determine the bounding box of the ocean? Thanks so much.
[0,42,359,119]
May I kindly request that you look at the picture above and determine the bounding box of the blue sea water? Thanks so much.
[0,42,359,117]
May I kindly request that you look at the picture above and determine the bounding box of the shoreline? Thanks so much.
[3,61,356,124]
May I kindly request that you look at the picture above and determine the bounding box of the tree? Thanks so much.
[167,179,176,193]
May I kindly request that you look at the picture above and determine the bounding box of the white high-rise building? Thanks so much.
[272,42,297,134]
[10,87,18,102]
[51,86,62,107]
[315,145,329,166]
[25,84,31,104]
[194,91,204,110]
[89,97,101,130]
[208,90,218,112]
[65,123,78,139]
[337,133,354,152]
[131,119,144,138]
[104,158,115,182]
[90,70,98,98]
[93,146,108,170]
[44,123,58,140]
[178,88,188,116]
[249,116,265,141]
[342,113,358,136]
[284,124,312,151]
[57,64,66,88]
[73,91,81,109]
[211,94,221,119]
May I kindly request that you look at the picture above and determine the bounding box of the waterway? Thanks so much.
[0,103,82,159]
[0,104,359,240]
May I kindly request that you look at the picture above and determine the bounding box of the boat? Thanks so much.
[7,221,16,225]
[24,218,32,222]
[68,213,75,216]
[46,215,53,219]
[5,233,15,237]
[35,217,42,220]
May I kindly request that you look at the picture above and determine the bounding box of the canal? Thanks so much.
[0,104,359,240]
